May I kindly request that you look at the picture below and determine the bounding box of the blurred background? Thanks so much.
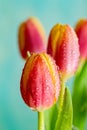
[0,0,87,130]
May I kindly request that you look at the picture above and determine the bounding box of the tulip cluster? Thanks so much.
[18,16,80,130]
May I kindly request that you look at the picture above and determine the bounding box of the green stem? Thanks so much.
[38,112,44,130]
[58,80,65,109]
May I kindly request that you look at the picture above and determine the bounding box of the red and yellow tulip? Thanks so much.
[75,19,87,59]
[18,17,47,59]
[47,24,80,79]
[20,53,60,111]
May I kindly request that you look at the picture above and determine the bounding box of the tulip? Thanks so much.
[18,17,46,59]
[75,19,87,59]
[47,24,80,79]
[20,53,60,111]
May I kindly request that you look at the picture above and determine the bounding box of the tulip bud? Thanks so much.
[20,53,60,111]
[75,19,87,59]
[47,24,80,79]
[18,17,47,59]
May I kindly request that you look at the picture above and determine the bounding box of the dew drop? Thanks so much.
[30,107,35,111]
[63,43,66,47]
[46,86,49,90]
[46,99,49,103]
[35,92,38,96]
[36,87,39,90]
[46,79,48,83]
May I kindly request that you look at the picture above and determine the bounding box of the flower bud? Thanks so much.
[18,17,47,59]
[20,53,60,111]
[47,24,80,79]
[75,19,87,59]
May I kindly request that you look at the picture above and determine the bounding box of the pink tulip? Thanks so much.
[47,24,80,79]
[75,19,87,59]
[18,17,47,59]
[20,53,60,111]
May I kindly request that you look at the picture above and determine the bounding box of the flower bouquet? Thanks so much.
[17,17,87,130]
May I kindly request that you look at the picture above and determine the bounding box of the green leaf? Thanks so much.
[44,102,58,130]
[72,60,87,130]
[44,82,73,130]
[54,87,73,130]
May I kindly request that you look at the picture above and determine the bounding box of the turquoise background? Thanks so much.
[0,0,87,130]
